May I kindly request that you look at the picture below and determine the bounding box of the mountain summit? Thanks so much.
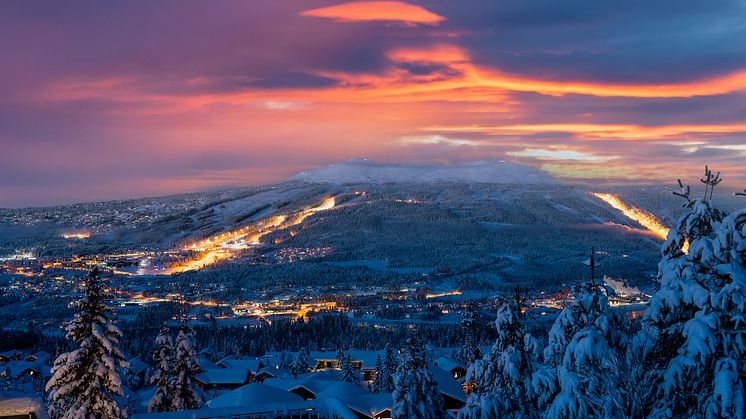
[290,159,557,184]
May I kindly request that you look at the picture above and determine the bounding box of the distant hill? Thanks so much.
[290,159,558,184]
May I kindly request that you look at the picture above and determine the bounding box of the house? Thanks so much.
[216,358,264,375]
[127,358,151,386]
[194,368,251,391]
[431,367,467,411]
[2,361,49,380]
[0,351,20,364]
[131,397,357,419]
[197,357,218,371]
[346,393,392,419]
[306,351,381,382]
[206,383,303,409]
[262,370,339,400]
[0,392,50,419]
[23,352,50,364]
[434,356,467,380]
[253,368,276,383]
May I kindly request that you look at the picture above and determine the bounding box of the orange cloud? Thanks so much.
[300,1,445,25]
[425,123,746,140]
[386,44,469,63]
[468,67,746,98]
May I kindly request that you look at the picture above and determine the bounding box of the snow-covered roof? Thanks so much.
[315,382,367,402]
[197,357,218,370]
[346,393,392,418]
[262,370,338,395]
[434,356,465,373]
[217,358,263,372]
[0,391,50,419]
[207,383,303,408]
[3,360,49,378]
[25,351,50,362]
[431,367,466,403]
[195,368,250,385]
[128,357,150,374]
[132,397,358,419]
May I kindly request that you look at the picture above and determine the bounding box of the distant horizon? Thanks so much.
[2,1,745,207]
[2,158,743,209]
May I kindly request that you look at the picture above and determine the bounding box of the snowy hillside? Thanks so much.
[290,159,557,184]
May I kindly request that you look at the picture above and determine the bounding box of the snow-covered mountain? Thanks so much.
[290,159,557,184]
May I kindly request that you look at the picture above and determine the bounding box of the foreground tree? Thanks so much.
[392,334,444,419]
[46,268,128,419]
[171,325,203,411]
[634,169,745,417]
[148,324,174,413]
[539,250,627,419]
[459,291,541,418]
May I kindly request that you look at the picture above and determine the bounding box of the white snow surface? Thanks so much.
[290,159,557,184]
[0,392,50,419]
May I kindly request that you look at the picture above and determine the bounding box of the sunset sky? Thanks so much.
[2,0,745,206]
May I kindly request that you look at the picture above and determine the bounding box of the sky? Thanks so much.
[1,0,745,207]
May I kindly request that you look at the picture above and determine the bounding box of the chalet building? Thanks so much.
[434,356,467,380]
[23,352,50,364]
[0,352,20,364]
[0,392,50,419]
[194,368,251,391]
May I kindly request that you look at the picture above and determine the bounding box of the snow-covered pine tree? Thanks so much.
[540,250,626,419]
[392,334,444,419]
[376,344,397,394]
[371,354,384,393]
[456,302,481,366]
[336,348,345,368]
[338,352,358,383]
[291,347,311,378]
[148,323,174,413]
[459,290,541,418]
[634,170,745,417]
[277,350,290,376]
[46,268,128,419]
[171,325,203,411]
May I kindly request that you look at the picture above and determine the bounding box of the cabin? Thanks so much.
[434,356,467,380]
[431,367,467,411]
[206,383,303,408]
[346,394,392,419]
[0,352,20,364]
[23,352,50,364]
[194,368,251,391]
[0,392,50,419]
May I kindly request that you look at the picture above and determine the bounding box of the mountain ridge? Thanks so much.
[290,159,558,184]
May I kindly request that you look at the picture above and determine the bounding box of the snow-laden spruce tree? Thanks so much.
[371,354,385,393]
[291,347,312,378]
[46,268,128,419]
[170,325,203,411]
[148,324,174,413]
[392,334,444,419]
[538,251,627,419]
[633,169,746,418]
[456,302,481,366]
[459,291,541,418]
[372,344,396,394]
[277,350,290,377]
[338,352,358,383]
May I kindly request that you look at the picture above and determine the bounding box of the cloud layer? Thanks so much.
[1,0,745,206]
